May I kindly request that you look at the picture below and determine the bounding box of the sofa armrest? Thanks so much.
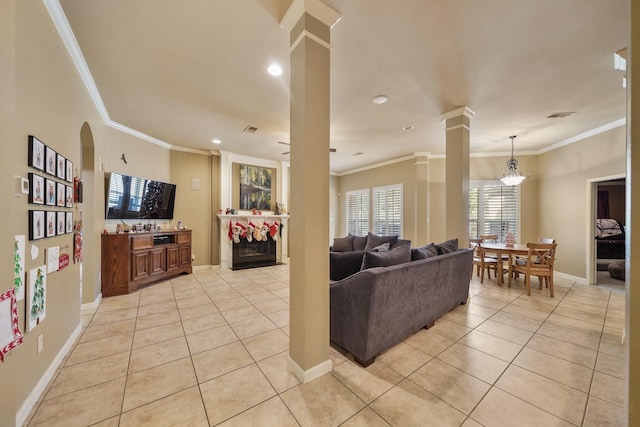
[330,250,366,281]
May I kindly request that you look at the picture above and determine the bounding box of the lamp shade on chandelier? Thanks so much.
[500,135,527,186]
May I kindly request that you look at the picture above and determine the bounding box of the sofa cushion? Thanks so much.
[372,242,391,252]
[361,244,411,269]
[332,235,355,252]
[351,234,368,251]
[436,238,458,254]
[411,243,439,261]
[330,250,367,281]
[364,233,398,251]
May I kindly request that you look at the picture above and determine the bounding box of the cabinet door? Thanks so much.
[167,245,179,271]
[131,251,150,281]
[150,247,166,275]
[179,244,191,267]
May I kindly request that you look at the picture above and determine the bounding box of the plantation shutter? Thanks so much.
[469,182,519,242]
[372,184,402,236]
[346,189,369,236]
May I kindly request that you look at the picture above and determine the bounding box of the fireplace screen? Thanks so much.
[232,236,276,270]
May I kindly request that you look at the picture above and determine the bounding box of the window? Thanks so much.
[372,184,402,236]
[469,181,519,242]
[346,189,369,236]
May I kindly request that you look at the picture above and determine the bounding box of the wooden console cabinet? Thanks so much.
[101,230,192,297]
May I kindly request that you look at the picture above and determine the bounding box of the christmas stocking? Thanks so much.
[253,223,263,241]
[269,221,279,241]
[234,222,247,240]
[228,221,234,241]
[260,221,270,241]
[247,222,255,242]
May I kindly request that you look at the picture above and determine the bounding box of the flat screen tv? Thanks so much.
[105,172,177,220]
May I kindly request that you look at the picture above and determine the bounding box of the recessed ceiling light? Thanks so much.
[212,139,222,144]
[267,63,283,76]
[402,125,414,131]
[372,95,389,104]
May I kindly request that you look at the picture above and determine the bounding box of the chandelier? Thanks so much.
[500,135,527,186]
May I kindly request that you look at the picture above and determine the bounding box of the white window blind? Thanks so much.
[469,181,519,242]
[372,184,402,236]
[346,189,369,236]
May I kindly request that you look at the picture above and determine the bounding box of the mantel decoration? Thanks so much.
[227,217,283,243]
[500,135,527,186]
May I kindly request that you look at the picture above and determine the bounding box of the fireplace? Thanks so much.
[232,236,277,270]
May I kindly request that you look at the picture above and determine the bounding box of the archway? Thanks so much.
[79,122,98,305]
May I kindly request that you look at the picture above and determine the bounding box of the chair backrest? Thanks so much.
[480,235,498,243]
[539,237,555,244]
[469,238,483,256]
[525,242,557,269]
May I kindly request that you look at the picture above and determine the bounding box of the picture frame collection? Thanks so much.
[27,135,74,241]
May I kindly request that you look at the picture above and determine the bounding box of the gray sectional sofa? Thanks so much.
[329,235,473,366]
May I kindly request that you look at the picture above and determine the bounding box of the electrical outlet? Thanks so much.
[37,334,43,354]
[191,254,195,261]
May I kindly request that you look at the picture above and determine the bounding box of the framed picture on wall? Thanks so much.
[239,164,274,210]
[66,211,73,234]
[57,212,66,235]
[56,154,66,180]
[46,211,56,238]
[56,182,65,207]
[65,185,73,208]
[45,146,57,176]
[28,173,45,205]
[28,135,45,171]
[65,159,73,183]
[29,210,45,240]
[45,178,56,206]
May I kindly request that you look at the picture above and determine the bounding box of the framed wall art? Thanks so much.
[28,135,45,171]
[56,182,65,207]
[27,265,47,332]
[45,146,56,176]
[57,212,66,235]
[45,178,56,206]
[46,211,56,238]
[28,173,45,205]
[238,164,274,211]
[65,185,73,208]
[66,159,73,183]
[66,212,73,234]
[29,210,45,241]
[56,153,66,180]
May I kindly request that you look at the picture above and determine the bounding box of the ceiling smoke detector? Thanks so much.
[243,125,258,133]
[547,112,575,119]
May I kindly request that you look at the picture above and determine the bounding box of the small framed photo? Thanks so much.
[56,182,66,207]
[45,178,56,206]
[46,211,56,238]
[45,146,57,176]
[29,210,45,240]
[28,136,45,171]
[66,185,73,208]
[66,159,73,183]
[56,153,66,180]
[66,211,73,234]
[28,173,45,205]
[57,212,66,235]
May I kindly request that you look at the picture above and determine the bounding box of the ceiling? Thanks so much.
[57,0,629,173]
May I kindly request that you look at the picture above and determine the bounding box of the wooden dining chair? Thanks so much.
[508,242,557,297]
[470,238,500,284]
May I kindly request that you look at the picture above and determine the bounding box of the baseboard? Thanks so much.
[81,293,102,311]
[192,265,215,272]
[555,271,586,284]
[288,356,332,384]
[16,322,83,427]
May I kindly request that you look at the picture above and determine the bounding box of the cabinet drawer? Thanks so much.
[177,232,191,244]
[131,235,153,250]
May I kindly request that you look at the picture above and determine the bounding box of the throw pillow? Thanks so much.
[361,244,411,269]
[411,243,439,261]
[436,238,459,255]
[372,242,390,252]
[332,235,355,252]
[350,234,368,251]
[364,233,399,251]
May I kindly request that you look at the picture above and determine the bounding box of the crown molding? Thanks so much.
[281,0,342,32]
[536,118,626,154]
[440,106,476,121]
[335,154,417,176]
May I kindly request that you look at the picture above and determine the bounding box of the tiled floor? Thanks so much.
[26,264,626,426]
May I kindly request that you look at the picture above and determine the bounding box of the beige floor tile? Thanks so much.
[245,290,279,304]
[266,309,290,327]
[136,300,177,317]
[488,310,543,332]
[132,321,184,348]
[138,293,175,306]
[254,298,289,314]
[341,407,391,426]
[441,309,487,328]
[208,289,243,302]
[122,357,197,411]
[242,328,289,361]
[29,377,126,427]
[469,296,508,310]
[134,310,181,331]
[599,337,625,358]
[513,348,593,392]
[558,298,607,316]
[181,312,227,335]
[470,387,574,427]
[178,302,218,320]
[370,378,466,427]
[271,288,290,299]
[428,318,472,341]
[525,333,597,368]
[456,302,498,318]
[500,303,550,322]
[119,386,208,427]
[129,336,190,373]
[458,330,523,362]
[475,319,534,345]
[175,294,213,309]
[461,418,484,427]
[90,307,138,326]
[66,334,133,366]
[214,296,252,311]
[496,365,587,425]
[230,315,278,339]
[590,371,625,407]
[583,396,626,427]
[404,329,455,357]
[221,304,263,324]
[545,313,604,336]
[46,352,129,399]
[173,287,208,300]
[536,322,601,350]
[200,364,277,425]
[186,324,239,354]
[90,416,120,426]
[437,343,509,384]
[409,358,491,414]
[257,351,302,393]
[217,396,299,427]
[281,373,365,427]
[332,359,404,404]
[192,341,254,383]
[79,318,136,344]
[377,342,432,376]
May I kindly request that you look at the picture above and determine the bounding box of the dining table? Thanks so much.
[480,242,529,286]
